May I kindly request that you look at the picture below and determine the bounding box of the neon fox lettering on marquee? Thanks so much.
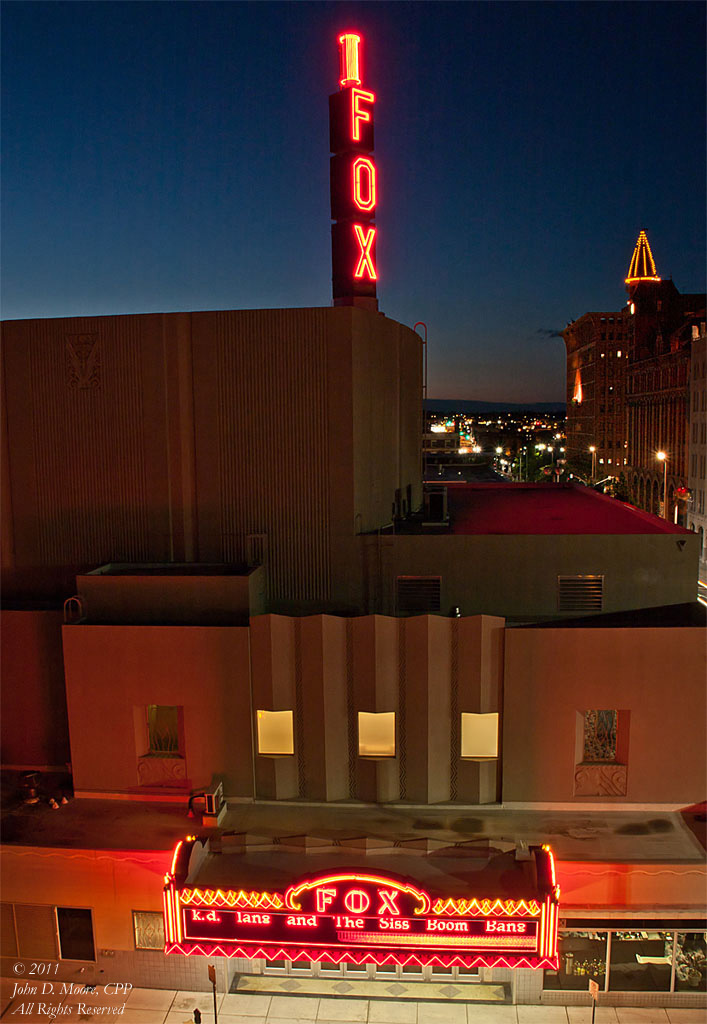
[330,33,378,300]
[163,842,560,970]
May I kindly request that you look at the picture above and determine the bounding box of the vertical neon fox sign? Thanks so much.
[330,33,378,303]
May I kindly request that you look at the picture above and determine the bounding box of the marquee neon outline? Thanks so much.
[181,888,285,910]
[165,941,558,971]
[285,872,430,914]
[163,838,560,970]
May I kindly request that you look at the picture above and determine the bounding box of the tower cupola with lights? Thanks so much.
[625,230,661,296]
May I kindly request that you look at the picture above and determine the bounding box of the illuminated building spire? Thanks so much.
[625,230,661,286]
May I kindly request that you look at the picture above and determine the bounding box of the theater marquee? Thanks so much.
[163,839,559,970]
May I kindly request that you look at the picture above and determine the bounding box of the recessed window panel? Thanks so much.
[257,710,294,755]
[133,910,165,951]
[358,712,396,757]
[460,713,499,759]
[147,705,181,755]
[583,710,617,763]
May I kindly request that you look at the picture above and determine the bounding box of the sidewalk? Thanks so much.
[1,982,705,1024]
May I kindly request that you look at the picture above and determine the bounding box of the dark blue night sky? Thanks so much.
[2,1,705,401]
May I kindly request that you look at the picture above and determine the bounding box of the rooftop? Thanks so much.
[87,563,253,577]
[3,790,703,866]
[441,483,692,536]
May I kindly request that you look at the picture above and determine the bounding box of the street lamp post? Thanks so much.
[589,445,596,482]
[656,451,668,519]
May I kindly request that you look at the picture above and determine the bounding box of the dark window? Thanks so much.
[57,907,95,961]
[0,904,17,958]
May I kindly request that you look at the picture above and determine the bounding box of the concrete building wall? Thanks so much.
[371,532,699,619]
[0,610,70,768]
[1,308,422,614]
[248,614,503,805]
[1,315,173,601]
[60,614,504,805]
[61,625,252,796]
[0,845,233,992]
[502,627,706,804]
[75,570,264,625]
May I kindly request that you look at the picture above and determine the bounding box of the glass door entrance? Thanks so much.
[262,959,479,983]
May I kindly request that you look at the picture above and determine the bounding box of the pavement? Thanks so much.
[1,982,706,1024]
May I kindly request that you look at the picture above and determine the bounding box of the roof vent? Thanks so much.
[557,575,604,613]
[396,576,441,614]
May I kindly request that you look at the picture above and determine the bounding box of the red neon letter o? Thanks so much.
[352,157,376,213]
[344,889,371,914]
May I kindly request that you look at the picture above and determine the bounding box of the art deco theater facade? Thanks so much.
[1,33,705,1014]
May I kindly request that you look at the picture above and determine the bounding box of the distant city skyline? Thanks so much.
[2,1,705,401]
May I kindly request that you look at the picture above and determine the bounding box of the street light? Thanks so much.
[589,445,596,482]
[656,451,668,519]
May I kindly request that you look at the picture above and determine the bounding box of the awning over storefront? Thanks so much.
[163,834,560,970]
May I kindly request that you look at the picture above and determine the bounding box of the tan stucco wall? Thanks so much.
[246,613,504,804]
[559,858,707,913]
[61,614,504,804]
[1,610,69,767]
[0,846,167,952]
[62,625,252,795]
[502,627,707,804]
[372,532,699,618]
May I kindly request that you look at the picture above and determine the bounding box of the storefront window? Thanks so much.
[609,931,672,991]
[544,931,607,990]
[675,932,707,993]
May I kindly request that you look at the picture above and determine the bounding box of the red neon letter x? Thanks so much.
[378,889,400,915]
[353,225,377,280]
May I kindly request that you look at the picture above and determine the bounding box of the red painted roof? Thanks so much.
[445,483,692,535]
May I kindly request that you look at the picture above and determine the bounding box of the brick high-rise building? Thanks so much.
[561,311,629,476]
[624,231,706,522]
[563,231,705,522]
[687,320,707,575]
